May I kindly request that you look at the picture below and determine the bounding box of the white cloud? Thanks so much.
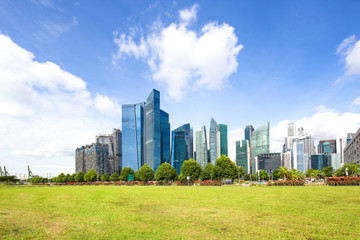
[0,34,121,176]
[352,96,360,105]
[337,35,360,75]
[179,3,198,25]
[113,4,243,101]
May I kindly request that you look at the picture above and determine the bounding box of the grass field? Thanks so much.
[0,185,359,239]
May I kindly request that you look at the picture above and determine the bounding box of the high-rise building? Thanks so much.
[209,118,220,165]
[245,125,254,143]
[254,153,282,174]
[96,134,115,173]
[344,128,360,165]
[195,126,208,168]
[318,139,336,154]
[219,124,228,156]
[250,122,270,173]
[122,103,144,172]
[311,153,341,170]
[236,140,250,173]
[75,142,110,175]
[171,124,193,174]
[122,89,170,172]
[113,128,122,174]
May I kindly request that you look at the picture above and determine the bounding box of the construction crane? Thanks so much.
[27,165,34,179]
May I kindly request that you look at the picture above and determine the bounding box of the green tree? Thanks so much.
[278,167,288,180]
[322,166,334,177]
[306,169,317,181]
[64,174,71,183]
[84,169,97,182]
[75,171,84,182]
[110,172,119,182]
[258,170,269,181]
[201,163,215,180]
[237,166,246,180]
[119,167,135,181]
[101,173,110,182]
[155,162,178,182]
[134,171,140,181]
[271,169,281,180]
[179,159,202,181]
[56,173,65,183]
[347,162,359,177]
[213,155,237,180]
[138,164,155,181]
[68,174,76,182]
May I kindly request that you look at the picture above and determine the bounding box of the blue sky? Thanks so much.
[1,0,360,176]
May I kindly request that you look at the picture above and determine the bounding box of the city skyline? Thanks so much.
[1,1,360,176]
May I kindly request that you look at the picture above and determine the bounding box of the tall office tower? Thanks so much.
[144,90,161,171]
[346,133,355,146]
[144,89,170,171]
[190,128,194,159]
[113,128,122,174]
[236,140,250,173]
[318,139,336,154]
[291,135,315,172]
[219,124,228,156]
[250,122,270,173]
[344,128,360,165]
[171,124,193,174]
[160,110,171,165]
[195,126,208,168]
[122,103,144,172]
[96,134,115,173]
[122,89,170,172]
[75,142,110,174]
[244,125,254,143]
[209,118,220,165]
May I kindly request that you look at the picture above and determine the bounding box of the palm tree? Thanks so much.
[347,162,359,177]
[279,166,288,180]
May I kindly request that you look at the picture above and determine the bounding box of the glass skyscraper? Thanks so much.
[236,140,250,173]
[122,103,144,171]
[219,124,228,156]
[195,126,208,168]
[251,122,270,173]
[245,125,254,143]
[171,124,193,174]
[122,89,170,172]
[209,118,220,165]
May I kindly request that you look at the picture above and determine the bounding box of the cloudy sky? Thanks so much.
[1,0,360,177]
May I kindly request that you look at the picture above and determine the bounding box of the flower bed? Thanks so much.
[176,181,193,186]
[200,180,221,186]
[326,177,360,186]
[268,179,305,186]
[156,181,173,186]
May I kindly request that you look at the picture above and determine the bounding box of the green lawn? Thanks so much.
[0,185,359,239]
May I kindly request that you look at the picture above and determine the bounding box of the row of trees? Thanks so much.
[46,157,360,184]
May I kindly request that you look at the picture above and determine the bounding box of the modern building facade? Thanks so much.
[245,125,254,143]
[209,118,220,165]
[195,126,208,168]
[113,128,122,174]
[255,153,282,174]
[250,122,270,173]
[344,127,360,165]
[318,139,336,154]
[122,103,144,172]
[219,124,228,156]
[122,89,170,172]
[171,124,193,174]
[75,142,110,175]
[236,140,250,173]
[311,153,341,170]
